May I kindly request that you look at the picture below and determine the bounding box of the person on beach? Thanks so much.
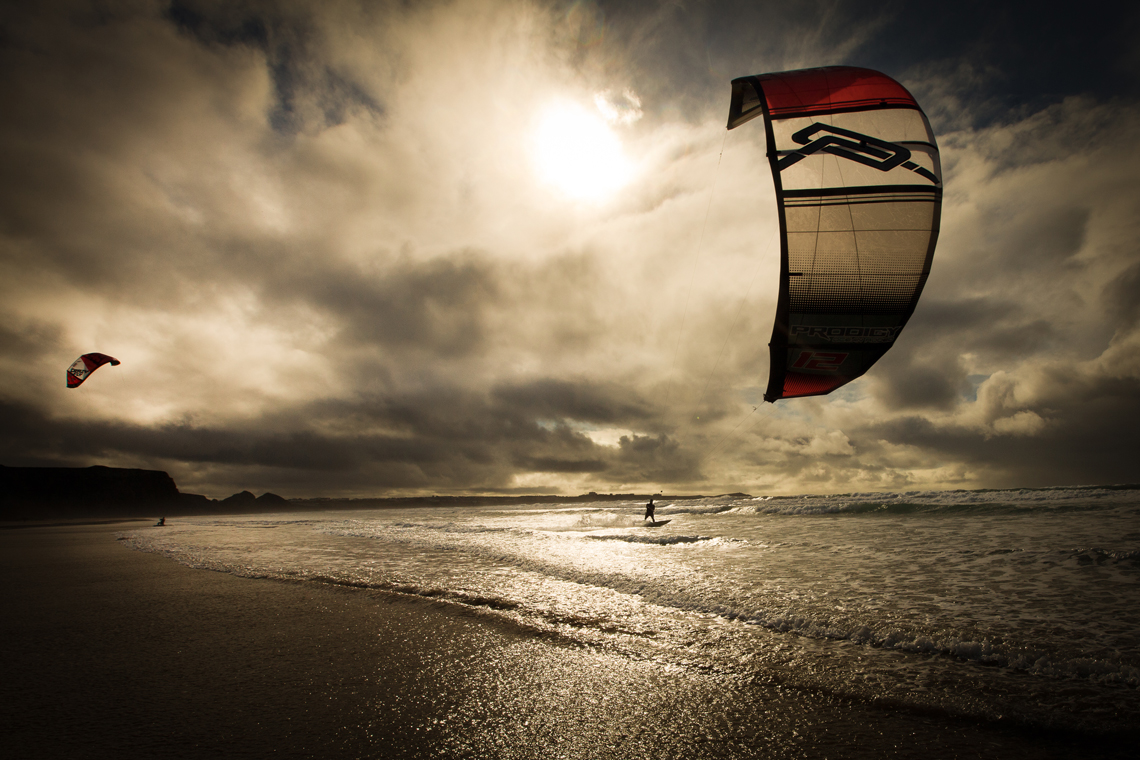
[644,497,656,524]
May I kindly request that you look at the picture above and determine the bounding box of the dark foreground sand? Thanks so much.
[1,523,1132,760]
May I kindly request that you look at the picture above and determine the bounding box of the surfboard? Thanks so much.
[642,520,671,527]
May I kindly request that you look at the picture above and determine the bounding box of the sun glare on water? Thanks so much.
[532,100,633,202]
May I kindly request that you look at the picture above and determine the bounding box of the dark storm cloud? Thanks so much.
[872,359,965,412]
[0,2,269,300]
[914,6,1136,130]
[297,253,500,356]
[1106,262,1140,330]
[595,1,1140,129]
[865,289,1061,414]
[592,0,884,120]
[245,244,633,372]
[901,298,1057,359]
[0,313,64,358]
[863,384,1140,488]
[491,378,652,426]
[612,432,701,483]
[871,296,1057,412]
[165,0,384,132]
[516,454,607,474]
[0,374,683,496]
[166,0,271,50]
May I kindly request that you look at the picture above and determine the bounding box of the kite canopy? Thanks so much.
[727,66,942,402]
[66,353,120,388]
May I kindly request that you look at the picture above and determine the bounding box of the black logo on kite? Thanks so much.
[777,123,938,183]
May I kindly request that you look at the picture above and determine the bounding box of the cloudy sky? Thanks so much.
[2,0,1138,498]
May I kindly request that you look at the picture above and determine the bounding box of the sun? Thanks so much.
[532,100,633,202]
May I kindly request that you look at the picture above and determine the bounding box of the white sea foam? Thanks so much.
[587,533,713,545]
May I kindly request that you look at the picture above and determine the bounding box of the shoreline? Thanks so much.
[2,523,1133,759]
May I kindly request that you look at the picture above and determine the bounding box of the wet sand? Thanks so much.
[1,522,1131,759]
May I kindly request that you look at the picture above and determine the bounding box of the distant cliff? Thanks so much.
[0,465,182,519]
[0,464,297,520]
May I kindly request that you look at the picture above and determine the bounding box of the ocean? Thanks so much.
[121,485,1140,738]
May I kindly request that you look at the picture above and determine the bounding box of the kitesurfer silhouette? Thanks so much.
[644,497,656,524]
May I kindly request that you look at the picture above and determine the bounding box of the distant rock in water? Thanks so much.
[0,465,181,519]
[220,490,259,509]
[214,490,290,512]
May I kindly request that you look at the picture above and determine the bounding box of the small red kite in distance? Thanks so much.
[66,353,120,388]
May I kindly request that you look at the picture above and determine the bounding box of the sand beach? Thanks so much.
[1,521,1133,759]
